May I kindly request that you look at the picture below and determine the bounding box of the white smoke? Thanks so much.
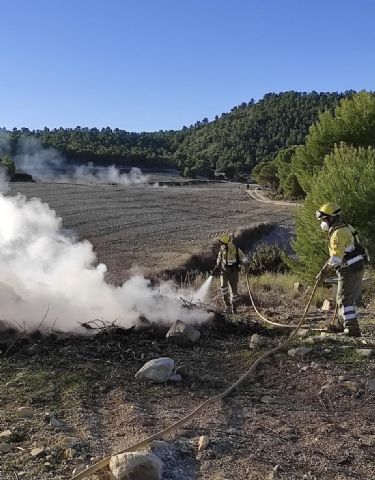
[71,163,148,185]
[0,192,212,332]
[0,167,9,194]
[13,137,149,185]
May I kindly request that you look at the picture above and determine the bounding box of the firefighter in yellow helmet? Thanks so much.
[316,203,367,337]
[212,233,247,314]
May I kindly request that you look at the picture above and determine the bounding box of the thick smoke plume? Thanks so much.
[0,191,212,332]
[1,134,149,185]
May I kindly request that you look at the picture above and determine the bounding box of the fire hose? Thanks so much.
[245,275,327,332]
[71,275,321,480]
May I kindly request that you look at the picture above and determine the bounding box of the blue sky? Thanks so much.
[0,0,374,132]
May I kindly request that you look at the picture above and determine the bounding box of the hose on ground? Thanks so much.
[246,274,327,332]
[71,276,321,480]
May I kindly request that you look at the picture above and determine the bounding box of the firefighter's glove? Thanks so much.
[242,256,250,266]
[315,264,330,284]
[211,266,221,277]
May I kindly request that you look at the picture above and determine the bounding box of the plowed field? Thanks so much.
[9,182,292,282]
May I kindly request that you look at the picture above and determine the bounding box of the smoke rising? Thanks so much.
[2,135,149,185]
[0,191,212,332]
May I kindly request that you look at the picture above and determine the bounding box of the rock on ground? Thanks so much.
[135,358,174,383]
[166,320,200,345]
[17,407,34,419]
[110,451,162,480]
[287,347,312,359]
[249,333,268,349]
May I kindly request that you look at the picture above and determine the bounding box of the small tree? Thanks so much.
[292,92,375,194]
[251,161,278,188]
[292,144,375,281]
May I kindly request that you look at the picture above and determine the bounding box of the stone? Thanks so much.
[356,349,374,359]
[166,320,200,345]
[296,328,309,338]
[367,378,375,392]
[49,417,63,428]
[342,381,358,393]
[0,430,12,440]
[261,395,274,404]
[110,452,162,480]
[31,447,46,457]
[287,347,312,359]
[249,334,267,349]
[361,435,375,446]
[0,443,12,454]
[63,448,76,460]
[17,407,34,419]
[197,435,210,453]
[135,358,174,384]
[321,299,332,311]
[169,373,182,382]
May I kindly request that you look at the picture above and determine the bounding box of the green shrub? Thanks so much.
[292,144,375,281]
[292,92,375,193]
[248,243,289,276]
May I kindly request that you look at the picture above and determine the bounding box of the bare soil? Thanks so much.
[1,308,374,480]
[2,181,374,480]
[9,182,292,283]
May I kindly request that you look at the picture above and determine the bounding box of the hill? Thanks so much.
[2,91,354,179]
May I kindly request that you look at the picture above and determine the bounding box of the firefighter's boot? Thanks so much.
[343,320,362,337]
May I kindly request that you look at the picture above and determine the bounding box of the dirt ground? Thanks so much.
[8,182,292,282]
[2,181,374,480]
[1,306,374,480]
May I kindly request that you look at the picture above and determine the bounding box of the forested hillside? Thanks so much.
[2,91,354,177]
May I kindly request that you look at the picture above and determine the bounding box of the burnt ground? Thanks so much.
[8,182,292,283]
[0,308,374,480]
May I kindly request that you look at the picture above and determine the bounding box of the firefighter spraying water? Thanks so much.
[211,234,248,313]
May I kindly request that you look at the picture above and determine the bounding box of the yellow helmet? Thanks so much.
[315,202,341,219]
[218,233,231,244]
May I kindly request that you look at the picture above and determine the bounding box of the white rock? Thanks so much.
[0,430,12,439]
[110,452,162,480]
[31,447,46,457]
[169,373,182,382]
[198,435,210,452]
[166,320,200,345]
[249,334,267,349]
[321,299,332,311]
[135,358,174,383]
